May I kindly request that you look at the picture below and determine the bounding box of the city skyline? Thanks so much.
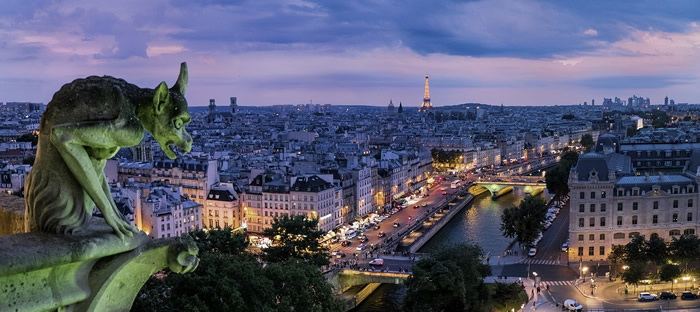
[1,0,700,107]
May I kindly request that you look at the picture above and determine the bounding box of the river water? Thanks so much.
[353,188,546,312]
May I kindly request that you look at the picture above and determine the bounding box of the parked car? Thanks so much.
[528,248,537,257]
[335,252,346,259]
[562,299,583,311]
[341,240,351,247]
[393,222,400,228]
[373,225,380,230]
[681,291,697,300]
[377,232,386,238]
[369,258,384,266]
[442,191,447,195]
[638,292,658,301]
[360,237,369,243]
[561,242,569,252]
[660,292,677,300]
[421,203,427,207]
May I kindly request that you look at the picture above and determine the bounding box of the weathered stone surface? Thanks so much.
[25,62,192,239]
[0,193,25,235]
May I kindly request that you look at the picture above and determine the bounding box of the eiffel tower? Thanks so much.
[419,74,432,112]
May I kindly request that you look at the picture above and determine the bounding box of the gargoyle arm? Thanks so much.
[50,120,139,240]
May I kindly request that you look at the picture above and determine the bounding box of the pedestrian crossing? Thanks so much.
[539,280,575,287]
[517,258,562,265]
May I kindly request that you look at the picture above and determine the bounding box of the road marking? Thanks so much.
[540,280,575,286]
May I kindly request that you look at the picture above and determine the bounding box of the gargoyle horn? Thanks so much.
[173,62,188,96]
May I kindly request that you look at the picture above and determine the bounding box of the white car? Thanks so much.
[369,258,384,266]
[561,242,569,252]
[356,244,367,251]
[528,248,537,257]
[563,299,583,311]
[638,292,659,301]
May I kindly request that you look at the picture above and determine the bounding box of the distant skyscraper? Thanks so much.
[230,97,238,114]
[388,99,395,113]
[591,99,595,106]
[209,99,216,113]
[419,75,432,112]
[665,96,669,105]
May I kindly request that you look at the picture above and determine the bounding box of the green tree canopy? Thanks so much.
[659,263,681,292]
[669,234,700,270]
[644,235,668,265]
[621,262,646,291]
[16,132,38,146]
[403,244,491,312]
[262,214,330,266]
[500,196,548,248]
[627,126,637,137]
[607,244,626,277]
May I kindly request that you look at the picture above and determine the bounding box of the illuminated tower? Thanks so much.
[419,75,432,112]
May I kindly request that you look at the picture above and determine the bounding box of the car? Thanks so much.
[413,205,419,209]
[356,244,367,251]
[377,232,386,238]
[360,237,369,243]
[369,258,384,266]
[561,242,569,252]
[660,292,677,300]
[562,299,583,311]
[681,291,698,300]
[373,225,380,230]
[331,250,338,256]
[528,248,537,257]
[335,252,346,259]
[341,240,351,247]
[421,203,427,207]
[442,191,447,195]
[393,222,400,228]
[638,292,658,301]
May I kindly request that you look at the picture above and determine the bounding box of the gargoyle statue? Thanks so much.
[25,62,193,240]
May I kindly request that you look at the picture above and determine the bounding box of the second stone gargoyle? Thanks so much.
[25,62,193,240]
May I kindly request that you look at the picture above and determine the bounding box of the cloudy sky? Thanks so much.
[1,0,700,107]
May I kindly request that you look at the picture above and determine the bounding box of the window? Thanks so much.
[600,246,605,256]
[653,215,658,224]
[600,234,605,240]
[589,234,594,241]
[674,200,679,208]
[578,247,583,256]
[688,213,693,222]
[653,201,658,209]
[685,229,696,235]
[618,190,623,196]
[579,218,584,227]
[689,199,694,208]
[633,189,639,196]
[579,204,585,213]
[580,192,585,199]
[590,218,595,227]
[670,229,681,236]
[601,191,606,199]
[590,204,595,213]
[600,217,606,227]
[617,203,623,211]
[617,216,623,226]
[601,204,606,212]
[673,213,678,222]
[633,202,638,210]
[614,232,625,239]
[589,246,594,256]
[590,192,596,199]
[632,216,638,225]
[578,234,584,241]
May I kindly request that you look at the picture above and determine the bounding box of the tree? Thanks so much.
[22,155,35,165]
[559,151,579,170]
[621,262,646,294]
[262,214,329,266]
[626,126,637,137]
[669,234,700,271]
[644,235,668,265]
[580,134,594,152]
[500,196,548,248]
[16,132,38,146]
[607,244,626,277]
[659,263,681,292]
[545,164,568,196]
[403,244,491,312]
[190,227,249,255]
[624,235,648,264]
[683,116,692,121]
[562,114,575,120]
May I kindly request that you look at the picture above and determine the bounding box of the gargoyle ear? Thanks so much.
[154,81,169,114]
[173,62,188,96]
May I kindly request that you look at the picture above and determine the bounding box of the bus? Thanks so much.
[451,180,459,189]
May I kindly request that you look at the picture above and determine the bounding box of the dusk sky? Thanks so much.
[1,0,700,107]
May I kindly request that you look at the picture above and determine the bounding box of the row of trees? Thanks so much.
[545,151,579,197]
[431,148,464,166]
[608,234,700,292]
[500,196,548,249]
[403,243,524,312]
[133,215,341,312]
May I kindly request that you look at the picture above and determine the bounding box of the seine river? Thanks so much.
[353,188,545,311]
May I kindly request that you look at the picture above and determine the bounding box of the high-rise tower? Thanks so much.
[388,99,395,113]
[419,75,432,112]
[230,97,238,114]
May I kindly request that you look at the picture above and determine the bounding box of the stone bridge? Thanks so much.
[325,269,410,293]
[468,180,546,198]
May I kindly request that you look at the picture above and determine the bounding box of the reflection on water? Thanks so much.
[353,188,544,312]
